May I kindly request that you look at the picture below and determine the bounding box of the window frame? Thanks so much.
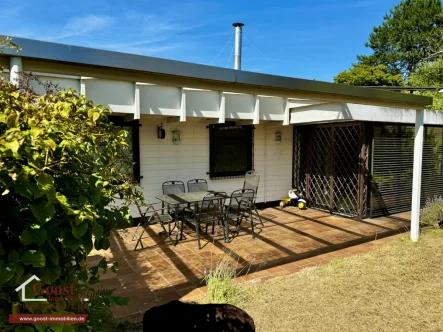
[108,116,141,183]
[208,122,254,180]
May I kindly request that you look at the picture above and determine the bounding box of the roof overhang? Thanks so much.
[2,37,432,109]
[290,103,443,126]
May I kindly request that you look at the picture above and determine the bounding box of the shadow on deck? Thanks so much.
[86,207,410,321]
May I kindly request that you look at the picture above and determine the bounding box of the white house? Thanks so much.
[2,37,440,242]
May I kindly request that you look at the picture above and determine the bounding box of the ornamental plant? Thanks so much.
[0,76,142,331]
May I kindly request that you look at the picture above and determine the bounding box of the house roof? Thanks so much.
[2,37,433,108]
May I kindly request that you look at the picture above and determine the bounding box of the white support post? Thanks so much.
[180,88,186,122]
[80,77,86,95]
[219,92,226,123]
[253,95,260,125]
[9,57,22,86]
[283,98,290,125]
[410,109,424,242]
[134,84,140,120]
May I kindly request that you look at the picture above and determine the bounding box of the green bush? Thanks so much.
[204,258,239,304]
[421,196,443,228]
[0,76,142,331]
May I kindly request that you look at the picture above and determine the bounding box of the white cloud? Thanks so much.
[57,14,112,39]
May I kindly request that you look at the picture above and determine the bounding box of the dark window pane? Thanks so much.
[209,123,253,179]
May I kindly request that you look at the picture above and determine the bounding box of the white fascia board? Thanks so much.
[290,103,443,126]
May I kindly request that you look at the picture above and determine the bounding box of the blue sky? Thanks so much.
[1,0,401,82]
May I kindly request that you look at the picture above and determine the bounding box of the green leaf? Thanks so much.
[98,258,107,269]
[21,250,46,267]
[8,250,20,264]
[37,173,54,192]
[94,238,110,250]
[35,325,49,332]
[14,263,24,279]
[80,231,93,255]
[44,138,57,151]
[92,224,103,239]
[15,182,37,200]
[30,199,55,223]
[61,230,80,250]
[41,263,61,284]
[56,192,70,208]
[41,242,59,265]
[20,226,47,246]
[2,189,9,195]
[71,220,88,239]
[7,113,19,128]
[62,324,75,332]
[4,140,20,153]
[0,263,15,284]
[14,325,34,332]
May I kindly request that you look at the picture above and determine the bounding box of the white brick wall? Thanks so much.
[138,116,293,207]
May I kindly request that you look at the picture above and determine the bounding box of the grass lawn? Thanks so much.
[235,230,443,332]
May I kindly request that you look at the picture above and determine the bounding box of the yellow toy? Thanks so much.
[279,189,307,209]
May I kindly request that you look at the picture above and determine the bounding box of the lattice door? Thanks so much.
[294,123,368,218]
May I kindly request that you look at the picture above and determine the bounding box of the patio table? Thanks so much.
[156,191,213,243]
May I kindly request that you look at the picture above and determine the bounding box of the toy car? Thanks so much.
[279,189,307,209]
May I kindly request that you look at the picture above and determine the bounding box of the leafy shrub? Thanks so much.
[0,74,142,331]
[421,196,443,228]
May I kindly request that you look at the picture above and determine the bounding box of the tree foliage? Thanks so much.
[357,0,443,76]
[334,63,404,86]
[409,57,443,110]
[0,76,142,330]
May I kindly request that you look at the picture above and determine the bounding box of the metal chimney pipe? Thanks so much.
[232,22,244,70]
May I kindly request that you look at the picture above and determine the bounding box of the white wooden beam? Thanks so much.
[219,92,226,123]
[134,83,140,120]
[10,57,22,86]
[410,109,424,242]
[180,88,186,122]
[283,98,290,125]
[80,77,86,95]
[253,95,260,125]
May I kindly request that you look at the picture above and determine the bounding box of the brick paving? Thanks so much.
[86,207,410,322]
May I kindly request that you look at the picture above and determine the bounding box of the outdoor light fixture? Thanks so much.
[172,130,181,145]
[157,123,165,139]
[275,131,282,144]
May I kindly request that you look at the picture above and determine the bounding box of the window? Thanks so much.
[209,122,254,179]
[109,116,141,183]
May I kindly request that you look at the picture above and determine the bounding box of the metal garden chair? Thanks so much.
[181,192,227,249]
[132,202,175,250]
[162,181,186,215]
[243,170,264,226]
[187,179,209,192]
[224,188,257,239]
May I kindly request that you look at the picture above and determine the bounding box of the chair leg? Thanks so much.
[132,223,142,241]
[195,223,201,249]
[134,228,146,251]
[249,211,256,238]
[211,222,215,235]
[254,204,264,226]
[205,224,208,234]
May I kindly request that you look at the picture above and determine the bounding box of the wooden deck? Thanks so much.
[87,207,410,321]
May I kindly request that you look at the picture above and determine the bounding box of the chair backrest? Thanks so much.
[243,170,260,194]
[227,189,255,211]
[187,179,208,193]
[197,192,227,223]
[162,181,185,195]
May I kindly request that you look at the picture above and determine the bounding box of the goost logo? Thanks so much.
[15,275,77,302]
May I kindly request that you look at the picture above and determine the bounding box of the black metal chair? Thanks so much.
[187,179,209,193]
[182,192,227,249]
[132,202,174,250]
[243,170,264,226]
[224,189,257,239]
[162,181,186,215]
